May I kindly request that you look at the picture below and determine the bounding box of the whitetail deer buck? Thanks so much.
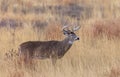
[19,25,80,65]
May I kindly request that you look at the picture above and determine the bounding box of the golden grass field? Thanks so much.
[0,0,120,77]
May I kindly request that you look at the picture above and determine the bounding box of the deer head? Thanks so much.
[62,24,80,44]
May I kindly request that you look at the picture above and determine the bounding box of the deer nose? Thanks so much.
[77,37,79,40]
[75,37,79,40]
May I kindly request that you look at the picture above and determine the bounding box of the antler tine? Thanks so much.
[62,25,69,31]
[72,22,81,32]
[62,20,70,31]
[73,26,81,31]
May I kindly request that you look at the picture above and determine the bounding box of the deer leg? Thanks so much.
[50,54,58,66]
[51,57,57,66]
[19,52,32,68]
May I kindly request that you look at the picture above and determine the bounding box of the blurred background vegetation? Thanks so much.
[0,0,120,77]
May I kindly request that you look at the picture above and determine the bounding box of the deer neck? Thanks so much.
[62,37,73,51]
[63,37,74,45]
[58,37,73,58]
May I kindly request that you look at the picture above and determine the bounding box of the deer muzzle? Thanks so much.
[75,37,79,40]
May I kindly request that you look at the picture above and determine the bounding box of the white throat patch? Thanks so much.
[68,41,73,44]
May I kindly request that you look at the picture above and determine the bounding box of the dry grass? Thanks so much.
[88,18,120,39]
[0,22,120,77]
[0,0,120,77]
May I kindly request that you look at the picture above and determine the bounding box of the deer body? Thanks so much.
[19,25,80,65]
[19,38,72,60]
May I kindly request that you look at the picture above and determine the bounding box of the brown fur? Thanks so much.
[18,28,79,65]
[19,37,72,65]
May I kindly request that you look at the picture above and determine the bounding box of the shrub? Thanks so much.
[92,18,120,39]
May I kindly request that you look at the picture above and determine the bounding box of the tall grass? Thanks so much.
[0,21,120,77]
[0,0,120,77]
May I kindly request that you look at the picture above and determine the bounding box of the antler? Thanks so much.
[62,25,69,31]
[72,21,81,32]
[72,25,81,32]
[62,20,70,31]
[62,19,81,32]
